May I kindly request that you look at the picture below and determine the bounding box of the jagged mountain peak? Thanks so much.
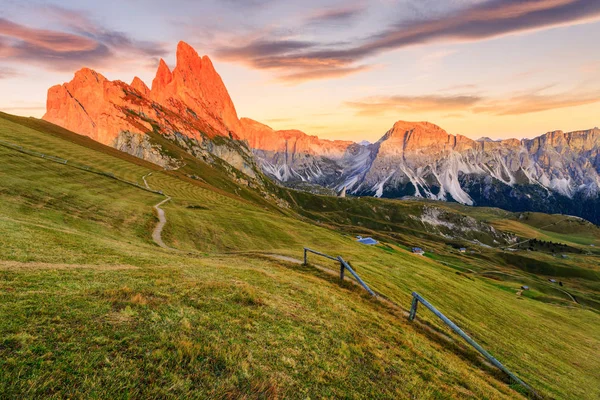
[131,76,150,96]
[151,58,173,93]
[376,120,473,154]
[40,40,600,223]
[70,67,107,86]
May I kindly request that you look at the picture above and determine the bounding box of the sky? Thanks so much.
[0,0,599,143]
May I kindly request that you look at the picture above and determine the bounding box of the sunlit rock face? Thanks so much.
[44,41,241,146]
[42,41,600,222]
[258,118,600,206]
[238,118,354,182]
[257,118,600,222]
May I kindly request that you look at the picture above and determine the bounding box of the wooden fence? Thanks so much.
[303,247,376,297]
[409,292,540,399]
[302,246,539,398]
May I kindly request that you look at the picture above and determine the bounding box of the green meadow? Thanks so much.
[1,113,599,399]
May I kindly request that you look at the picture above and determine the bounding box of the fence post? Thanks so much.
[408,292,539,398]
[338,257,377,297]
[340,261,345,281]
[303,248,307,265]
[409,294,419,321]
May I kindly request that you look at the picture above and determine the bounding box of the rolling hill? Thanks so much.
[1,111,599,398]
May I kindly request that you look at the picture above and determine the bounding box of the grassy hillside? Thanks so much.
[1,113,599,399]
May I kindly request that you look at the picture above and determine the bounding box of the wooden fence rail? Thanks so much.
[409,292,540,399]
[338,257,377,297]
[303,247,377,297]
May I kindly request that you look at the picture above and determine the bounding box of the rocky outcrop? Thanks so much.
[239,118,354,182]
[113,131,179,169]
[150,42,242,137]
[44,68,153,145]
[42,41,262,188]
[44,41,241,146]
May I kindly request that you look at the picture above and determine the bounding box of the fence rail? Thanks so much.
[303,247,376,297]
[338,257,377,297]
[409,292,540,399]
[303,247,338,263]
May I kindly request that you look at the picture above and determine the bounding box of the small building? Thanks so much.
[549,279,557,283]
[521,285,530,290]
[412,247,425,255]
[459,248,467,253]
[357,237,378,245]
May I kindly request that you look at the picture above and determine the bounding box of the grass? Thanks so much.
[1,113,599,398]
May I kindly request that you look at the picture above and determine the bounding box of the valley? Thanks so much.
[1,0,600,397]
[1,111,599,399]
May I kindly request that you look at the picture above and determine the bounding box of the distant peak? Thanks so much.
[73,67,106,83]
[176,41,202,69]
[131,76,150,95]
[151,58,172,92]
[177,41,197,57]
[157,58,171,75]
[201,54,215,68]
[391,120,445,132]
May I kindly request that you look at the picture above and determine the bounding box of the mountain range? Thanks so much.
[43,41,600,224]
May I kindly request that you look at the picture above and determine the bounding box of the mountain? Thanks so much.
[238,118,354,182]
[256,119,600,223]
[44,41,258,180]
[42,41,600,223]
[5,110,600,399]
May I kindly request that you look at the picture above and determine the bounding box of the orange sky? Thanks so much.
[1,0,599,142]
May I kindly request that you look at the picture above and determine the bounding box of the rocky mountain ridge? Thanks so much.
[42,41,600,223]
[43,41,259,180]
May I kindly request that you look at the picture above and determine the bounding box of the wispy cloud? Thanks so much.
[474,92,600,115]
[0,66,18,79]
[346,94,483,116]
[277,65,372,83]
[306,4,366,25]
[347,88,600,116]
[0,6,167,71]
[215,0,600,82]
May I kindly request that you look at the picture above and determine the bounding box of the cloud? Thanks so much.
[306,4,366,25]
[0,66,18,79]
[216,0,600,82]
[346,94,482,116]
[0,18,98,52]
[42,6,166,58]
[0,7,167,72]
[347,89,600,116]
[277,65,372,83]
[474,92,600,115]
[217,39,316,60]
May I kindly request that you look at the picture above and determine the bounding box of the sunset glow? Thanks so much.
[1,0,599,142]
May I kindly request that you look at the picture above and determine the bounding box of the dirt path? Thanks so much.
[142,172,173,249]
[142,172,152,189]
[152,196,172,249]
